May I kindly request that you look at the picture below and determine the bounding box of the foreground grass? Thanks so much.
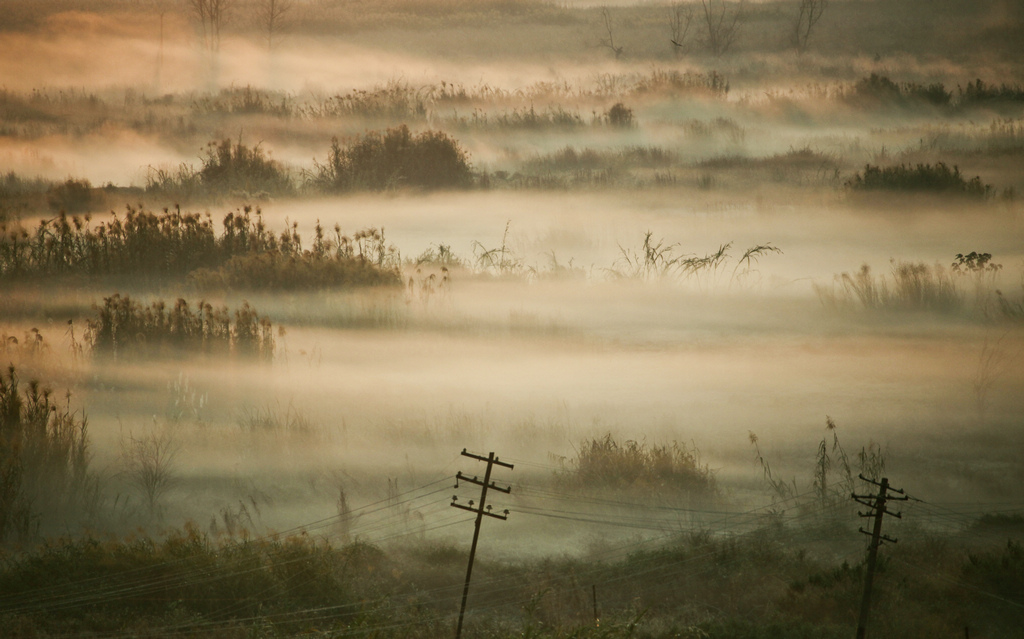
[0,519,1020,638]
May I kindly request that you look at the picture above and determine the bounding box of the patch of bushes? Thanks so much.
[307,125,473,192]
[86,294,275,361]
[0,366,97,542]
[846,162,990,197]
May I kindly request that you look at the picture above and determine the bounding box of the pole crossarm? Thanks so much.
[456,471,512,494]
[461,448,514,469]
[450,500,509,520]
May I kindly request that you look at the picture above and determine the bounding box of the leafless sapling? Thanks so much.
[792,0,828,54]
[700,0,746,57]
[669,2,695,56]
[255,0,293,51]
[186,0,234,52]
[600,7,624,59]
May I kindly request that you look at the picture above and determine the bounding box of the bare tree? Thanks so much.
[792,0,827,54]
[186,0,233,52]
[700,0,746,57]
[120,430,178,519]
[669,2,695,57]
[599,7,624,59]
[142,0,174,88]
[255,0,293,51]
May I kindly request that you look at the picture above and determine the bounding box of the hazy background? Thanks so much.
[1,0,1023,557]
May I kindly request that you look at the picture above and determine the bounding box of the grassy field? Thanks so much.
[1,0,1023,637]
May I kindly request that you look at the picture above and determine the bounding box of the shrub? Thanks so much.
[0,366,96,542]
[605,102,634,128]
[846,162,990,197]
[197,138,294,197]
[146,139,294,200]
[85,294,275,361]
[46,178,94,214]
[307,125,473,192]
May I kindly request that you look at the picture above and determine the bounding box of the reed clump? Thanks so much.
[0,206,401,290]
[846,162,990,197]
[0,365,97,542]
[85,295,275,361]
[190,226,402,290]
[816,261,961,314]
[558,433,716,497]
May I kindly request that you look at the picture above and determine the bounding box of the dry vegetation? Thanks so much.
[1,0,1024,637]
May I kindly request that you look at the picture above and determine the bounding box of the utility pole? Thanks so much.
[451,449,513,639]
[851,475,908,639]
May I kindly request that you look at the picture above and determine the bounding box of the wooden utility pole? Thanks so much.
[851,475,908,639]
[451,449,513,639]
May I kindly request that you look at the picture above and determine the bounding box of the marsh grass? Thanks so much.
[190,226,402,290]
[473,220,524,277]
[0,206,401,290]
[191,86,293,117]
[608,233,780,289]
[0,511,1021,637]
[842,73,953,109]
[814,254,1024,319]
[959,79,1024,109]
[0,525,365,636]
[525,146,677,173]
[846,162,991,197]
[0,366,97,542]
[558,433,716,498]
[85,295,275,361]
[0,172,52,220]
[237,400,316,437]
[446,105,587,131]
